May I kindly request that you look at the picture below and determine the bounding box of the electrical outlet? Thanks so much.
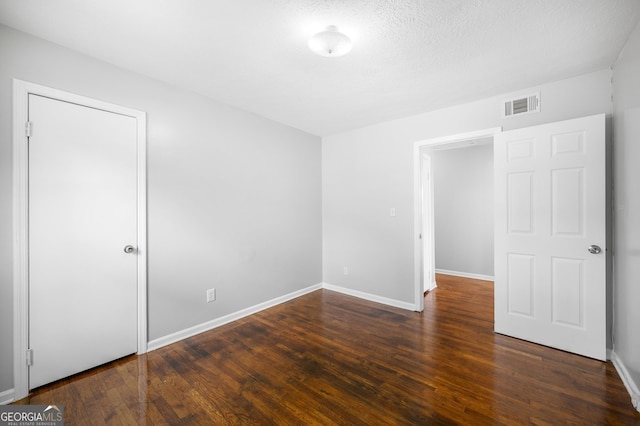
[206,288,216,303]
[390,208,396,217]
[343,267,349,276]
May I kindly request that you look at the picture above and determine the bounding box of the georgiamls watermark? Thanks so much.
[0,405,64,426]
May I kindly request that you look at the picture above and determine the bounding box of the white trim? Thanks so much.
[435,269,495,282]
[322,283,417,311]
[412,143,427,311]
[611,351,640,413]
[12,79,29,402]
[12,79,147,400]
[135,99,148,356]
[148,284,323,351]
[0,388,14,405]
[413,128,502,314]
[414,128,503,149]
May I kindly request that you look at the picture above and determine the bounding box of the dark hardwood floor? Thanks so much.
[16,274,640,424]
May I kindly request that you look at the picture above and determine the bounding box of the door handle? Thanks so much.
[124,245,136,254]
[587,245,602,254]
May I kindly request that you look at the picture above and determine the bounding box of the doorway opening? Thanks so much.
[412,128,501,311]
[428,138,494,280]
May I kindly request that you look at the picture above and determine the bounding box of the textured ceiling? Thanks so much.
[1,0,639,136]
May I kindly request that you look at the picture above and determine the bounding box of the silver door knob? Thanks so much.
[124,245,136,254]
[587,245,602,254]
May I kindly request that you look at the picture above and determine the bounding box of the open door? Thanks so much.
[420,152,436,293]
[494,114,606,360]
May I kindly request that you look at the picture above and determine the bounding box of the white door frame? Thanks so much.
[12,79,147,400]
[413,127,502,311]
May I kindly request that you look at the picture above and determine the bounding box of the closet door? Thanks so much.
[29,94,138,388]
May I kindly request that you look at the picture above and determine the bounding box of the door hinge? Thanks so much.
[26,348,33,366]
[25,121,33,138]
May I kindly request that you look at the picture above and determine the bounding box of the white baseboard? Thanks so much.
[0,388,14,405]
[611,351,640,412]
[435,269,494,282]
[322,283,417,311]
[148,283,323,351]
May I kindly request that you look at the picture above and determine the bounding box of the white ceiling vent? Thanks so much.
[503,92,540,118]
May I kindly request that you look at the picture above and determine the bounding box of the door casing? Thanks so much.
[12,79,147,400]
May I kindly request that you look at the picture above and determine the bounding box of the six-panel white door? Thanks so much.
[494,114,606,360]
[28,94,139,388]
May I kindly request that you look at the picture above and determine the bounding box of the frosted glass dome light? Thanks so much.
[308,26,352,57]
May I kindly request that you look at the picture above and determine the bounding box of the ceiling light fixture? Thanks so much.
[308,25,352,57]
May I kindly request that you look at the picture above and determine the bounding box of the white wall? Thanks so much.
[431,144,493,277]
[322,70,613,305]
[612,20,640,402]
[0,24,322,394]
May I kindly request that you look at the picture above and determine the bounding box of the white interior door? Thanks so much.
[494,114,606,360]
[421,152,436,292]
[28,94,139,389]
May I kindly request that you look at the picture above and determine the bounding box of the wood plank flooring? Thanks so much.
[15,274,640,424]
